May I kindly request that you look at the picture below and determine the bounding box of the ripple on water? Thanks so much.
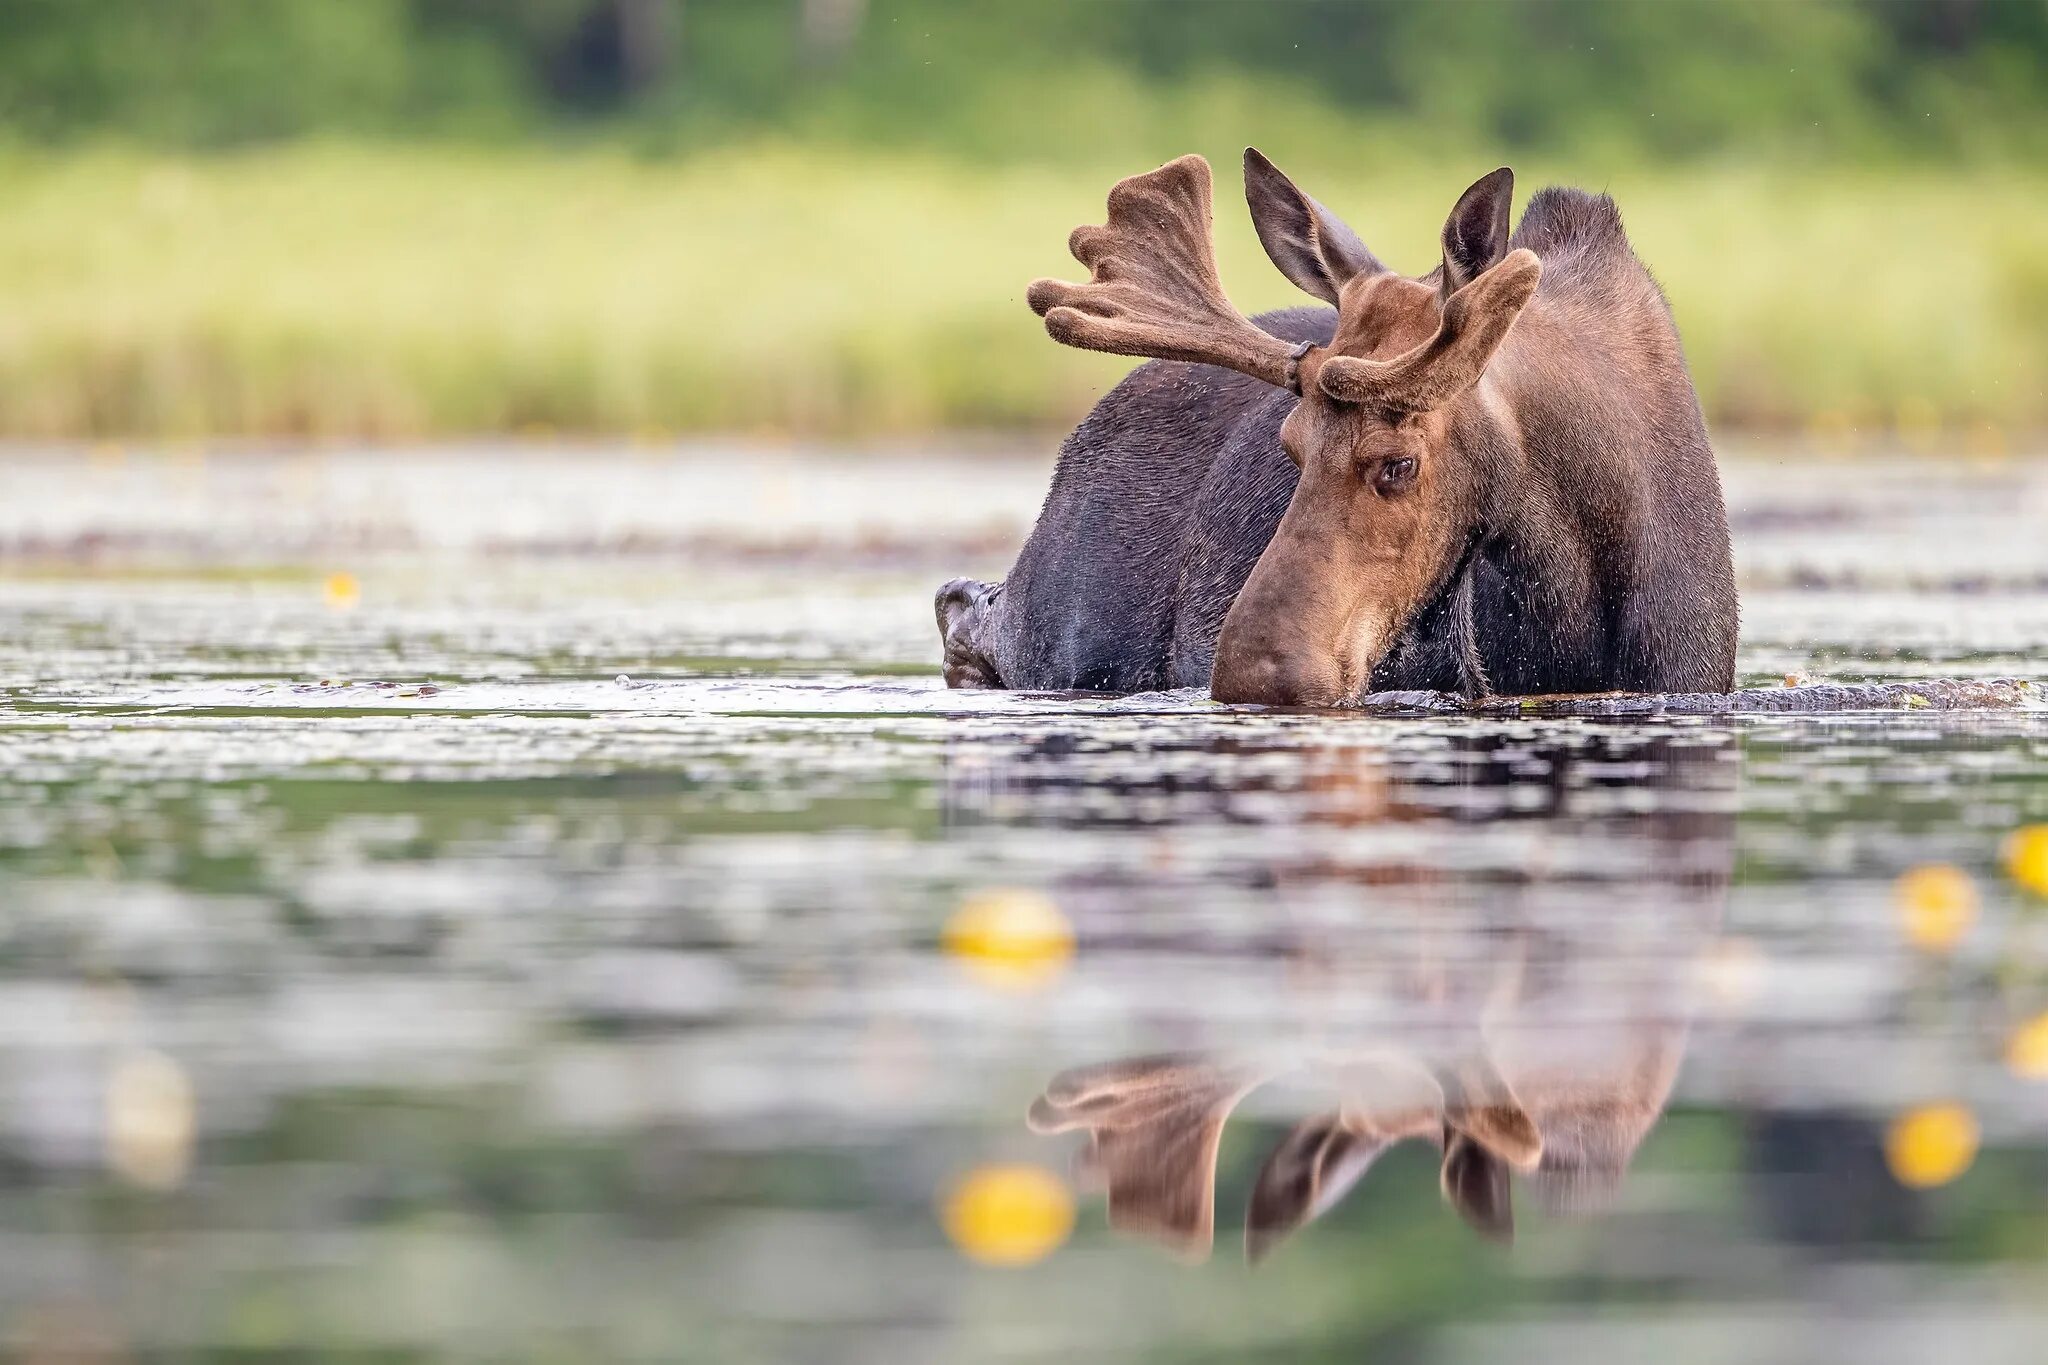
[0,448,2046,1356]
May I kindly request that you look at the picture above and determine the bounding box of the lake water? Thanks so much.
[1,443,2046,1361]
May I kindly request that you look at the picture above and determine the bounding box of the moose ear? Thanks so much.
[1441,1131,1516,1244]
[1026,1053,1266,1262]
[1440,168,1515,294]
[1244,147,1385,305]
[1317,248,1541,412]
[1245,1115,1389,1264]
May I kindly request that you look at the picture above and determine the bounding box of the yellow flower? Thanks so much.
[2007,1012,2048,1081]
[1885,1104,1979,1189]
[943,888,1073,992]
[940,1165,1074,1266]
[2004,825,2048,898]
[1894,864,1977,953]
[322,571,362,612]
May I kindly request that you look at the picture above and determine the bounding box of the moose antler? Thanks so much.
[1027,155,1297,388]
[1026,1053,1268,1261]
[1318,248,1543,412]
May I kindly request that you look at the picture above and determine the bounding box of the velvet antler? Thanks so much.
[1318,248,1543,413]
[1027,155,1297,388]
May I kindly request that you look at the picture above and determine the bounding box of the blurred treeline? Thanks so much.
[6,0,2045,162]
[1,0,2046,441]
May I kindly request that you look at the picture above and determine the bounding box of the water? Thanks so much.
[1,443,2046,1361]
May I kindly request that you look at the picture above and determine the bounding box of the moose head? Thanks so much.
[1027,152,1541,706]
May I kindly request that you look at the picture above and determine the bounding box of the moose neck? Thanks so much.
[1439,354,1611,695]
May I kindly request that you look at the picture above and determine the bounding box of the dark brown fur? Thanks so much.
[938,151,1737,704]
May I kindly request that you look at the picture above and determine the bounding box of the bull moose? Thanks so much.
[936,151,1737,705]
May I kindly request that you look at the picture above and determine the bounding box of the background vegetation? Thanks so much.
[1,0,2045,439]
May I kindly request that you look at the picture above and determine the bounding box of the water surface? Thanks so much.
[1,444,2046,1361]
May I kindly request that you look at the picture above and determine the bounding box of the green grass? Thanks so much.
[1,139,2044,441]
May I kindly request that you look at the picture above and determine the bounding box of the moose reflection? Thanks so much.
[1026,959,1692,1260]
[993,724,1736,1261]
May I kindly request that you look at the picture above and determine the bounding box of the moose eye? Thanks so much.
[1374,456,1419,495]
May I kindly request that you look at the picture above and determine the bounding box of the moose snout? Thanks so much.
[1209,639,1350,707]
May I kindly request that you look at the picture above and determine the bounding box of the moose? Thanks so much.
[937,151,1737,705]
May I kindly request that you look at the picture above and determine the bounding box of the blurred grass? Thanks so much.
[1,139,2045,440]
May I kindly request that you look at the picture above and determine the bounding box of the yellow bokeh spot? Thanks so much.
[105,1049,195,1190]
[322,571,361,612]
[1895,864,1977,953]
[1885,1103,1979,1189]
[2007,1012,2048,1081]
[2004,825,2048,898]
[941,1164,1074,1266]
[943,888,1073,992]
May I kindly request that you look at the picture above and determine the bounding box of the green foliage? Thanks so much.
[0,0,2045,162]
[0,2,2043,436]
[2,143,2042,438]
